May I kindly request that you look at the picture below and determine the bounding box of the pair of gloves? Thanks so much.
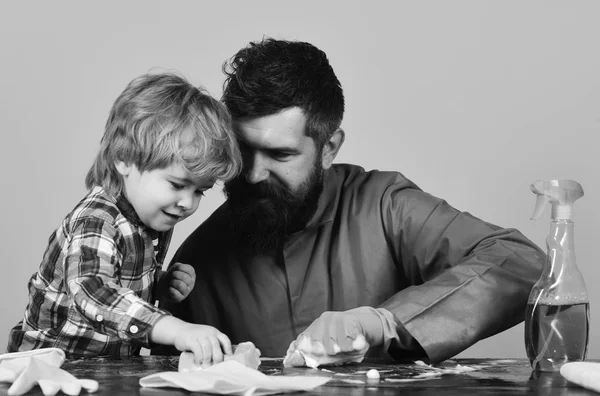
[283,306,399,368]
[0,348,97,396]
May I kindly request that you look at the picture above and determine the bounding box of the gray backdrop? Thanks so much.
[1,0,597,359]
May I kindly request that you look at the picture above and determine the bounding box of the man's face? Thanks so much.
[224,107,324,253]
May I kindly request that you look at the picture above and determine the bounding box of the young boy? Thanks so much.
[7,72,242,367]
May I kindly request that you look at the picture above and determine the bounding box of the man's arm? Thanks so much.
[379,184,545,363]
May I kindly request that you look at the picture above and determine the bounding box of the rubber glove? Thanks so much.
[302,306,396,353]
[283,334,368,368]
[0,349,98,396]
[0,349,65,383]
[284,306,399,367]
[8,357,98,396]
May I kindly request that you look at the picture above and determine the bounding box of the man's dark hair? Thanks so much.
[222,38,345,148]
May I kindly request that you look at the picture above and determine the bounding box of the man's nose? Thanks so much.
[245,152,270,184]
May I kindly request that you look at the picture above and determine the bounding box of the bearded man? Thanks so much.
[155,38,545,365]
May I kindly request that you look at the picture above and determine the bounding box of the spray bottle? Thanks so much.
[525,179,589,372]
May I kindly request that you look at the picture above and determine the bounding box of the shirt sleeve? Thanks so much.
[379,182,545,364]
[151,254,195,356]
[64,217,169,347]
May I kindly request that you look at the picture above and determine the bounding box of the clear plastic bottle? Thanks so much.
[525,180,589,372]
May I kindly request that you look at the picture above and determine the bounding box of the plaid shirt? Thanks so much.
[8,187,172,357]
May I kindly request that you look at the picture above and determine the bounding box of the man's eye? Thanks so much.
[239,142,251,155]
[170,182,185,190]
[272,152,292,161]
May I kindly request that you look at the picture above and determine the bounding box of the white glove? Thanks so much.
[0,348,98,396]
[283,334,368,368]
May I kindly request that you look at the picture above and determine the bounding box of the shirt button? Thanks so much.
[129,325,139,334]
[95,315,103,322]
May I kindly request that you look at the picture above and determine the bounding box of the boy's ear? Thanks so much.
[114,161,133,176]
[321,128,345,170]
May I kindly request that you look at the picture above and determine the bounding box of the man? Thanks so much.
[157,38,544,364]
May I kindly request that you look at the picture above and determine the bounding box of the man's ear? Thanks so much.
[114,160,133,176]
[321,128,345,170]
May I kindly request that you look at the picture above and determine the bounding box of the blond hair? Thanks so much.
[85,72,242,196]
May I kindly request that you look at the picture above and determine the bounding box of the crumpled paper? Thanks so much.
[179,341,262,372]
[139,359,330,396]
[0,348,98,396]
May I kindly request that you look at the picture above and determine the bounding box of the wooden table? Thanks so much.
[1,356,597,395]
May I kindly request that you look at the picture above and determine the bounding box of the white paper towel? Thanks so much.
[140,359,330,395]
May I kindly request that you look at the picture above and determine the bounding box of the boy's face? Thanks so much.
[115,161,213,231]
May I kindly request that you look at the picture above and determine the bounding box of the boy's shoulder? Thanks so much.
[63,187,124,230]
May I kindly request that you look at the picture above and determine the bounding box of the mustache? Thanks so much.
[223,164,324,255]
[225,177,295,202]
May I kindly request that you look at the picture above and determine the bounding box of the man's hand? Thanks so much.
[283,333,368,368]
[297,307,384,355]
[156,262,195,303]
[283,307,388,368]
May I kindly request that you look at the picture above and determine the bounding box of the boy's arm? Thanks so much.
[64,218,169,347]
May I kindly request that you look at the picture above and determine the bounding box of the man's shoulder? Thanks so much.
[331,163,420,193]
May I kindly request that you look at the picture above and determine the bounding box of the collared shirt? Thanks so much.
[8,187,171,357]
[158,164,545,363]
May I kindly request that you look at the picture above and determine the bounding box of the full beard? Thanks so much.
[224,162,323,255]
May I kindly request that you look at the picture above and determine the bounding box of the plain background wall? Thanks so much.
[1,1,598,359]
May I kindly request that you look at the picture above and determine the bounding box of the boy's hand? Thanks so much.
[173,323,233,367]
[156,262,196,303]
[151,316,233,368]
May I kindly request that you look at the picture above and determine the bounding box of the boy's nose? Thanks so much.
[245,153,269,184]
[177,192,195,211]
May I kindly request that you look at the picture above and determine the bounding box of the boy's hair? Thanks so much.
[222,38,345,149]
[85,72,242,196]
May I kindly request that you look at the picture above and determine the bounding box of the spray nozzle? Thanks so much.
[530,179,584,220]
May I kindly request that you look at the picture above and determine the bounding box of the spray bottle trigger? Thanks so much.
[531,194,548,220]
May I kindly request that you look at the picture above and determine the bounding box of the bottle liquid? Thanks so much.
[525,179,589,372]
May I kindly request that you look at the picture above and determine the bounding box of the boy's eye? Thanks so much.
[170,182,185,190]
[194,190,206,197]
